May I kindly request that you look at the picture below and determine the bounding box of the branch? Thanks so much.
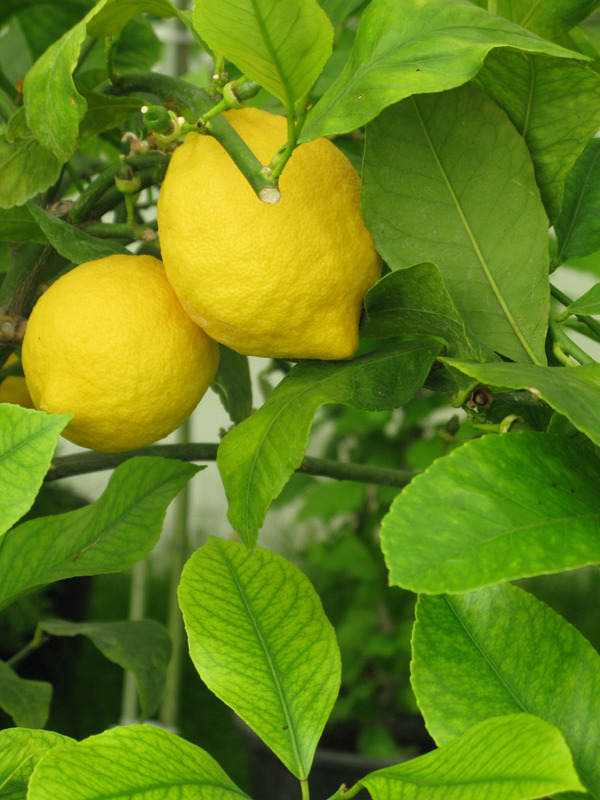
[45,442,416,489]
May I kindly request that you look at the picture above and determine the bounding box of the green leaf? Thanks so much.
[361,84,549,365]
[360,714,583,800]
[211,344,253,425]
[0,206,46,243]
[40,619,171,720]
[179,538,341,780]
[77,92,147,148]
[554,138,600,262]
[361,264,492,363]
[0,728,72,800]
[565,282,600,315]
[412,583,600,797]
[0,134,62,209]
[0,405,71,538]
[301,0,581,142]
[382,432,600,593]
[26,202,128,261]
[0,660,51,729]
[443,359,600,446]
[193,0,333,112]
[22,0,177,162]
[217,339,441,547]
[26,724,251,800]
[473,51,600,222]
[16,1,91,61]
[0,456,201,610]
[477,0,600,40]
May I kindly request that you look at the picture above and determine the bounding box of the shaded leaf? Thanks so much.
[77,92,147,147]
[382,432,600,593]
[0,728,72,800]
[473,50,600,221]
[27,724,251,800]
[0,405,71,538]
[26,202,128,261]
[211,345,253,425]
[217,339,441,547]
[0,134,62,209]
[0,206,46,243]
[444,358,600,445]
[360,714,583,800]
[179,538,340,779]
[40,619,172,720]
[301,0,579,142]
[475,0,600,40]
[0,661,51,729]
[554,137,600,262]
[362,84,549,364]
[412,583,600,797]
[193,0,333,111]
[0,456,201,610]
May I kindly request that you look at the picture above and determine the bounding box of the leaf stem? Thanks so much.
[6,624,47,668]
[103,72,280,202]
[300,778,310,800]
[44,442,417,488]
[550,283,600,342]
[549,319,596,365]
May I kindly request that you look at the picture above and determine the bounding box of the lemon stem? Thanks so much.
[44,443,417,488]
[103,72,280,203]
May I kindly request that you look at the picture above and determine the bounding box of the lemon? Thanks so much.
[157,107,381,360]
[0,353,34,408]
[22,254,219,453]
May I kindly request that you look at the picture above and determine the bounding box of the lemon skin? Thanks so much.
[0,353,34,409]
[22,254,219,452]
[157,107,382,360]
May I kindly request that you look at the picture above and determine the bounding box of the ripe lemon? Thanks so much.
[0,353,34,408]
[157,107,381,360]
[22,254,219,453]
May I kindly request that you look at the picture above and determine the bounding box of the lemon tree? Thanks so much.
[1,1,600,799]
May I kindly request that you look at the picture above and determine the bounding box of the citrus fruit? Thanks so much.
[157,107,381,360]
[0,353,34,408]
[22,254,219,452]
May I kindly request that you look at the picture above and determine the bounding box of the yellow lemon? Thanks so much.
[157,107,381,360]
[0,353,34,408]
[22,254,219,452]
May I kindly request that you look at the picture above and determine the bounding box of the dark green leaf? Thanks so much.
[0,206,46,243]
[193,0,333,111]
[360,714,582,800]
[0,728,72,800]
[479,0,600,40]
[412,583,600,797]
[27,724,251,800]
[77,92,147,147]
[217,339,441,547]
[362,85,549,364]
[26,202,128,261]
[179,538,340,780]
[0,405,71,538]
[40,619,171,720]
[0,456,201,610]
[86,0,178,38]
[382,432,600,593]
[0,660,51,728]
[473,51,600,222]
[0,134,62,209]
[554,137,600,262]
[16,1,91,61]
[301,0,580,142]
[444,358,600,445]
[211,345,253,425]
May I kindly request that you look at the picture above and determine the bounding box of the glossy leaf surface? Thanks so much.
[362,84,549,364]
[382,432,600,593]
[360,714,582,800]
[301,0,578,141]
[0,405,70,538]
[412,584,600,797]
[179,538,340,779]
[0,457,200,610]
[218,339,441,547]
